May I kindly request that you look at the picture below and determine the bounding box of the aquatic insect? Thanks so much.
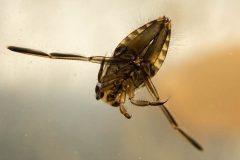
[7,16,203,151]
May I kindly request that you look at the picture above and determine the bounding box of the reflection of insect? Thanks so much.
[8,16,203,151]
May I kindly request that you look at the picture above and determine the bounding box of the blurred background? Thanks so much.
[0,0,240,159]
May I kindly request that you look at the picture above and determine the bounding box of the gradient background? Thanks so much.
[1,0,240,160]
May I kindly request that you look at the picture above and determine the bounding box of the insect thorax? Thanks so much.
[96,16,171,107]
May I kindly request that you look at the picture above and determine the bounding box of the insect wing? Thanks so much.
[114,17,171,76]
[143,19,171,74]
[114,17,170,57]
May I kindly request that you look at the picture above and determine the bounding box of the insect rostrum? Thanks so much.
[7,16,203,151]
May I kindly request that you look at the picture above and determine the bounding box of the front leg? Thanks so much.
[118,88,131,119]
[119,104,131,119]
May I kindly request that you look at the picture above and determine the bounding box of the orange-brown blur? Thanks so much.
[160,42,240,136]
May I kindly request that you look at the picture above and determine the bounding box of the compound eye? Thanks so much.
[96,91,104,100]
[95,85,104,100]
[95,85,100,93]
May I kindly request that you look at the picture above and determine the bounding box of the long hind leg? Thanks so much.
[8,46,129,64]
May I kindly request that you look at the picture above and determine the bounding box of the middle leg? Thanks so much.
[130,97,203,150]
[132,77,203,150]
